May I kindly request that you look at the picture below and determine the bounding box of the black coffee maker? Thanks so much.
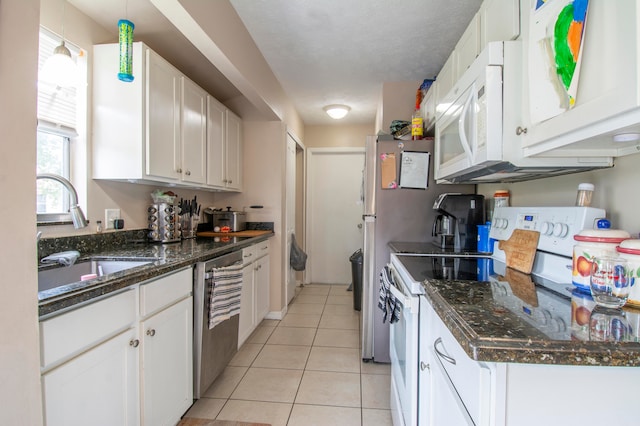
[432,193,485,252]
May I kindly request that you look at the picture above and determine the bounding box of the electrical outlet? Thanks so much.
[105,209,121,230]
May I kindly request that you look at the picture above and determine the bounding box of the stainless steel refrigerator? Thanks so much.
[361,135,474,362]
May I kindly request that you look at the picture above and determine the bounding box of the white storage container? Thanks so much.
[572,229,630,290]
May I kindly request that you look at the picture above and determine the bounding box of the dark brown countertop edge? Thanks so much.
[38,233,273,319]
[423,283,640,367]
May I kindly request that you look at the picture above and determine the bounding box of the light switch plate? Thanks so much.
[105,209,121,230]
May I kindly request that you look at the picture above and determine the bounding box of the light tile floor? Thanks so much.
[183,284,392,426]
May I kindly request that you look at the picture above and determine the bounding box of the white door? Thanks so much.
[306,148,365,284]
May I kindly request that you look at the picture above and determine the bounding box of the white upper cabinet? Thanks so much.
[519,0,640,157]
[146,49,181,182]
[180,76,207,185]
[480,0,521,46]
[207,95,243,191]
[93,42,242,190]
[455,13,481,78]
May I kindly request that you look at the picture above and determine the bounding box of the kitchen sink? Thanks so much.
[38,258,157,292]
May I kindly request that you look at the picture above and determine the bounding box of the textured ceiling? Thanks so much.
[68,0,482,125]
[229,0,482,124]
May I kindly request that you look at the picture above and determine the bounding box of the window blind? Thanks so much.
[37,28,79,133]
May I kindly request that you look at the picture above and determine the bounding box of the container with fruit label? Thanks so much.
[617,239,640,307]
[572,228,630,290]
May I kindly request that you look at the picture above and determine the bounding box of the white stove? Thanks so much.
[388,206,606,426]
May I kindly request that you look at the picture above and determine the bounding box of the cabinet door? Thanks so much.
[455,13,480,77]
[436,53,457,117]
[146,49,181,182]
[181,77,207,185]
[238,262,255,347]
[422,81,438,132]
[255,255,270,323]
[430,356,475,426]
[42,329,139,426]
[480,0,520,46]
[225,110,243,191]
[206,96,226,188]
[418,297,432,426]
[141,297,193,426]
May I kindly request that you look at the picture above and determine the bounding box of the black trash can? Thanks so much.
[349,249,363,311]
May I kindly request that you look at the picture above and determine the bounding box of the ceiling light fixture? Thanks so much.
[41,0,78,87]
[613,133,640,143]
[324,104,351,120]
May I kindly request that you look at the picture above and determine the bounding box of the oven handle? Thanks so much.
[388,279,411,308]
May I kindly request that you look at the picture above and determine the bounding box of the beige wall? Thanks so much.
[304,124,372,148]
[376,81,421,134]
[478,152,640,235]
[214,121,287,313]
[1,0,44,424]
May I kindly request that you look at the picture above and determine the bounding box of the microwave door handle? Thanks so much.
[458,88,474,162]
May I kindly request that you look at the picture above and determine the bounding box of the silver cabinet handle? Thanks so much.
[434,337,456,365]
[420,361,430,371]
[185,170,191,176]
[129,339,140,348]
[146,329,156,337]
[176,168,182,173]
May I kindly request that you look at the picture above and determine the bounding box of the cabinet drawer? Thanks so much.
[255,240,270,259]
[40,289,137,369]
[242,245,257,265]
[140,268,192,316]
[428,308,490,425]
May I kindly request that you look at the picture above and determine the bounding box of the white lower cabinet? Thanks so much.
[419,295,640,426]
[40,268,193,426]
[238,240,270,347]
[41,328,139,426]
[140,297,193,426]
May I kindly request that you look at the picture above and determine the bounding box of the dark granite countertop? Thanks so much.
[388,241,488,257]
[421,276,640,367]
[38,233,273,319]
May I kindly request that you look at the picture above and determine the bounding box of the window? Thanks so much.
[36,27,81,223]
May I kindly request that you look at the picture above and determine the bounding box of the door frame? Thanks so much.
[285,130,305,306]
[304,147,365,284]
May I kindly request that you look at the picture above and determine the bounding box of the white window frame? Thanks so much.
[36,27,85,226]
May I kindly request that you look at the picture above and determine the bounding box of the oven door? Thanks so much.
[388,263,420,426]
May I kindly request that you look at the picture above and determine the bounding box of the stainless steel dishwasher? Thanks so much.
[193,250,242,398]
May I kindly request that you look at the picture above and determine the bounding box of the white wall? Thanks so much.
[478,152,640,235]
[0,1,44,424]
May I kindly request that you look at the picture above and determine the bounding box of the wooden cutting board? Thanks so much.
[497,229,540,274]
[197,230,272,238]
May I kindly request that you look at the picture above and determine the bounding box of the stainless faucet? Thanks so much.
[36,173,88,229]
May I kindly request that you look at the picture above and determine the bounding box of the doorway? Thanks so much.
[305,148,365,284]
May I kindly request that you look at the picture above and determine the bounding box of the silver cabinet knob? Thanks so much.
[420,361,430,371]
[185,170,191,176]
[129,339,140,348]
[146,329,156,337]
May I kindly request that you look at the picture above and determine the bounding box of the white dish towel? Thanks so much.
[40,250,80,266]
[208,263,244,329]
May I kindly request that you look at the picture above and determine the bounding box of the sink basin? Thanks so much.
[38,258,156,292]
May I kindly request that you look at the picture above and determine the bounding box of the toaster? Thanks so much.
[211,207,246,232]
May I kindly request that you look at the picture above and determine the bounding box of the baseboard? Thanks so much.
[265,306,287,320]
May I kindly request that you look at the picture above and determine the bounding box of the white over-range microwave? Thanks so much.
[434,41,612,184]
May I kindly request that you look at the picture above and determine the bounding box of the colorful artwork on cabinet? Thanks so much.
[528,0,590,125]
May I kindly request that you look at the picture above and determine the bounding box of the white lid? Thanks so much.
[619,239,640,251]
[578,183,595,191]
[574,228,630,243]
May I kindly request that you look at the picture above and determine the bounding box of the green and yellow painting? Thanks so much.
[528,0,590,124]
